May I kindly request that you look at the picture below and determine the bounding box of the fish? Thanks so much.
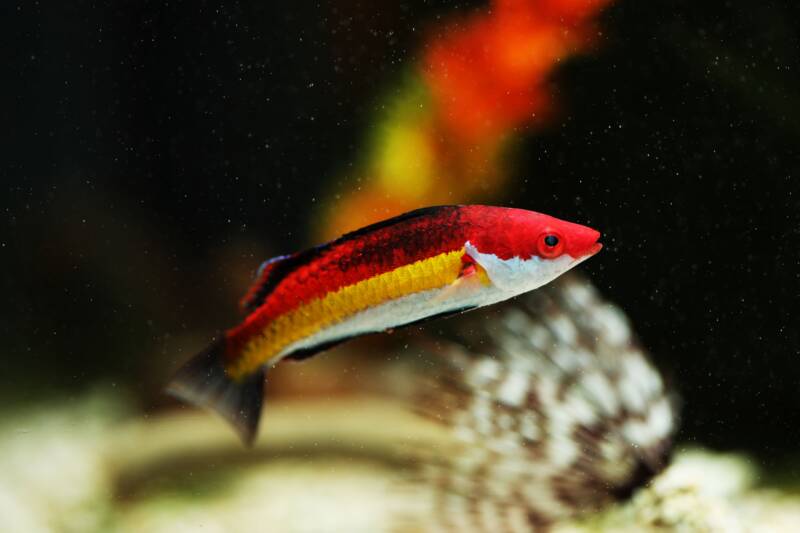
[167,205,602,444]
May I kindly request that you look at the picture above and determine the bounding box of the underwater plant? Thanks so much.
[320,0,614,236]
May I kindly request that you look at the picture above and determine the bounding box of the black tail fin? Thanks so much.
[166,338,265,446]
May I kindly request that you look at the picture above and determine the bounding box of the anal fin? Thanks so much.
[285,337,353,361]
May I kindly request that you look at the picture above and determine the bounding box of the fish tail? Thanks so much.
[166,337,264,446]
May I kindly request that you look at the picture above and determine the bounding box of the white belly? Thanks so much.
[272,277,511,364]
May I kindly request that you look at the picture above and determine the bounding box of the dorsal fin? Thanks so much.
[336,205,456,241]
[239,244,331,314]
[240,255,291,313]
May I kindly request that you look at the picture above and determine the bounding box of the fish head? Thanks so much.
[464,207,602,293]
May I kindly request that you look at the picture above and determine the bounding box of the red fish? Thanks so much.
[168,205,602,444]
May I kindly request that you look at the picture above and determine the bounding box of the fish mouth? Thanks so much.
[571,239,602,267]
[570,242,603,268]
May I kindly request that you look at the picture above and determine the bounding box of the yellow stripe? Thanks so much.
[228,249,467,379]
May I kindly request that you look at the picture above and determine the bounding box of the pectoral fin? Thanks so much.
[431,254,491,305]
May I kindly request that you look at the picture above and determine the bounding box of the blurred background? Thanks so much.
[2,0,800,530]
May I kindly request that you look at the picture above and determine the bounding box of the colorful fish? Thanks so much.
[167,205,602,444]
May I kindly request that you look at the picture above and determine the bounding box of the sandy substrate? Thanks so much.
[1,390,798,533]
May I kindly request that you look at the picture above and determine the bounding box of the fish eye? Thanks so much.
[537,232,564,258]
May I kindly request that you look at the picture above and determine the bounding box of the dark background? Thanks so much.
[2,1,798,460]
